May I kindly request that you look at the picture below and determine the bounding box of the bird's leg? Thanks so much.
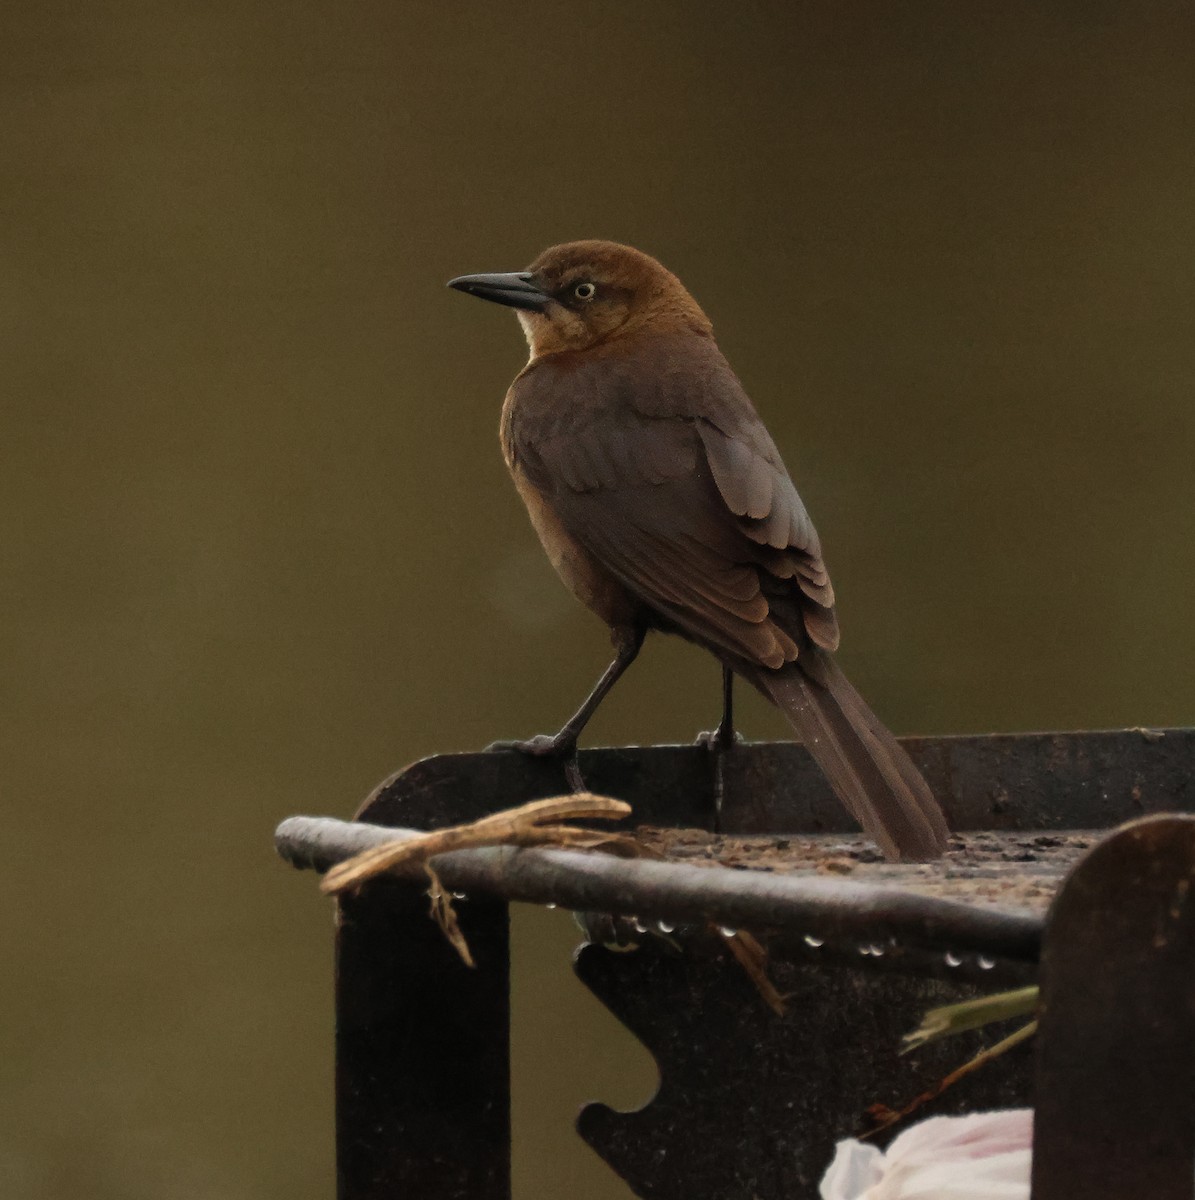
[714,665,736,749]
[694,666,740,749]
[488,627,645,790]
[694,666,741,823]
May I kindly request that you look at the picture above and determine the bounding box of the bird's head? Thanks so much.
[449,240,712,359]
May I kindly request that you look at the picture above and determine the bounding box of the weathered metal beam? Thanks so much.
[277,815,1044,961]
[348,728,1195,837]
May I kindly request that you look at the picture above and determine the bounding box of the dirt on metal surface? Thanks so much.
[637,827,1102,914]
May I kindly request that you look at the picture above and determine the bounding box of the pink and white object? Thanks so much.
[819,1109,1033,1200]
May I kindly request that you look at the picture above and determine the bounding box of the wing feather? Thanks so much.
[507,334,841,660]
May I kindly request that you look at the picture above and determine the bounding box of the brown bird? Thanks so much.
[449,241,949,860]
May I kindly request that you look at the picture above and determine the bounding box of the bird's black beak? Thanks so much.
[447,271,552,313]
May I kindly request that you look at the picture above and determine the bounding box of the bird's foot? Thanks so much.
[484,734,586,792]
[692,726,745,752]
[485,733,576,757]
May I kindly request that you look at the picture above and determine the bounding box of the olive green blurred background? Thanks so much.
[4,2,1194,1196]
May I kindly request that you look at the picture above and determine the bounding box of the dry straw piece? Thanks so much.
[319,793,638,966]
[320,793,636,895]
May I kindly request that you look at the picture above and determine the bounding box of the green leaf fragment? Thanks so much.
[902,985,1040,1053]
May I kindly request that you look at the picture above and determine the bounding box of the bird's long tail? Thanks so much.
[747,651,950,861]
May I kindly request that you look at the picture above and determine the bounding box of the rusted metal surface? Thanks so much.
[355,743,718,830]
[1032,814,1195,1200]
[635,827,1102,914]
[280,816,1101,920]
[352,727,1195,838]
[277,814,1045,962]
[279,729,1195,1200]
[577,936,1034,1199]
[717,727,1194,834]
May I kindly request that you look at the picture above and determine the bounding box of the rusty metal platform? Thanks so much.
[276,728,1195,1200]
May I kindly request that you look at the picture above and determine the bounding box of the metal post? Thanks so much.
[1032,814,1195,1200]
[336,883,511,1200]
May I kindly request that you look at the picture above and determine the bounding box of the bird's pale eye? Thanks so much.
[573,282,596,301]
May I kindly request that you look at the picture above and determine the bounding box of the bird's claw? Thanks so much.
[484,734,587,792]
[485,733,576,757]
[693,727,745,752]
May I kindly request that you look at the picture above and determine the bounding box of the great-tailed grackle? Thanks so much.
[449,241,949,861]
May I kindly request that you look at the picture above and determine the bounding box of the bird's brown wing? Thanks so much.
[509,340,839,667]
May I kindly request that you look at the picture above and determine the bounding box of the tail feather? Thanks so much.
[748,654,950,861]
[811,657,949,844]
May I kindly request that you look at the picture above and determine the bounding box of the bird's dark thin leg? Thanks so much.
[694,666,739,749]
[694,666,739,824]
[714,665,735,748]
[489,628,645,790]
